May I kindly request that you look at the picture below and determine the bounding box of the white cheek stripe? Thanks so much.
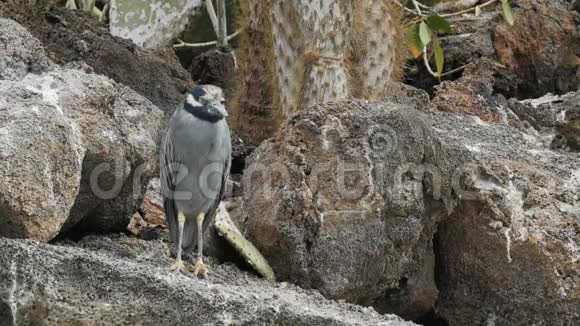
[186,94,203,107]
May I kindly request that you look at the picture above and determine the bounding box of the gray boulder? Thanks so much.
[0,4,192,116]
[241,99,580,324]
[430,111,580,326]
[0,18,51,81]
[430,0,579,99]
[0,86,84,241]
[0,236,417,326]
[507,91,580,152]
[553,92,580,152]
[0,19,164,240]
[242,100,448,319]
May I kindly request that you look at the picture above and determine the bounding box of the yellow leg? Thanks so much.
[169,211,186,273]
[190,212,209,278]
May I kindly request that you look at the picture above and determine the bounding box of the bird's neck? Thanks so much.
[183,102,225,123]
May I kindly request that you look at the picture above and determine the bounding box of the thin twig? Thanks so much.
[204,0,220,39]
[422,49,437,77]
[440,0,498,18]
[411,0,422,15]
[433,0,478,13]
[392,0,427,16]
[217,0,227,47]
[422,49,471,78]
[416,2,431,9]
[417,2,438,14]
[173,30,242,48]
[404,0,499,25]
[439,63,472,76]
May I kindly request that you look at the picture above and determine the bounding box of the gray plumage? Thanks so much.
[160,85,231,254]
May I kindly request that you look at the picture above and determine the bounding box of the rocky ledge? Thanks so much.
[0,235,416,326]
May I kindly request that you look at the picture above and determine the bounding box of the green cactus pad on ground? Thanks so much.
[214,204,275,281]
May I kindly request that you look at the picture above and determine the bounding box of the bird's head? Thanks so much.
[184,85,227,122]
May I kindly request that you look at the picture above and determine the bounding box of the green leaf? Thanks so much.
[406,24,424,58]
[419,22,432,46]
[426,15,452,33]
[501,0,514,26]
[432,35,444,78]
[475,5,481,16]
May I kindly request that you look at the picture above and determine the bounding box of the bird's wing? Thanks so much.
[202,135,231,232]
[160,125,181,246]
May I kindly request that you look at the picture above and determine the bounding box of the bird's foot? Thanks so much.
[169,259,186,274]
[189,259,209,279]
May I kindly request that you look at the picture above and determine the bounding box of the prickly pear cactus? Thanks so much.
[230,0,280,143]
[232,0,404,144]
[109,0,203,49]
[272,1,352,113]
[351,0,404,100]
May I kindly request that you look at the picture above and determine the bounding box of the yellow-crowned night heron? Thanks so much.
[160,85,231,277]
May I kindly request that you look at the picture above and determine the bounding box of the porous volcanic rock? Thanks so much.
[409,0,579,99]
[0,19,164,239]
[429,112,579,326]
[242,99,580,324]
[0,236,417,326]
[0,2,192,115]
[0,18,51,81]
[242,100,449,319]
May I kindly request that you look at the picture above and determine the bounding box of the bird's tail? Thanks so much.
[164,198,178,249]
[182,217,197,252]
[164,198,197,252]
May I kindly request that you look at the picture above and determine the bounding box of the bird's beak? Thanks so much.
[211,102,228,118]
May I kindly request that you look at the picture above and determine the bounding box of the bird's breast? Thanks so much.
[173,112,230,163]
